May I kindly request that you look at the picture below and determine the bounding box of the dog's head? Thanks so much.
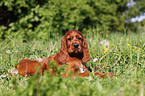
[58,29,90,64]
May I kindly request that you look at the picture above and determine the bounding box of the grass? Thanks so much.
[0,31,145,96]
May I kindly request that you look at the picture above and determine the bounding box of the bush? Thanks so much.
[0,0,142,41]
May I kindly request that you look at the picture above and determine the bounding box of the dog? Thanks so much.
[9,29,115,78]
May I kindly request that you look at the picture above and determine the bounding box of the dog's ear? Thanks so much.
[82,38,90,63]
[58,36,69,64]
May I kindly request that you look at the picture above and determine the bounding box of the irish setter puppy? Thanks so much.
[10,29,115,78]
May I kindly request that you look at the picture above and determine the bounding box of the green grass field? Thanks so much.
[0,31,144,96]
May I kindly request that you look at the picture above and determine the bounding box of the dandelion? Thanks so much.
[93,58,98,62]
[6,50,11,54]
[135,46,137,49]
[116,38,118,40]
[43,80,47,83]
[127,44,130,46]
[95,43,96,45]
[10,68,18,75]
[121,37,123,39]
[132,49,135,51]
[104,51,108,54]
[105,48,108,50]
[142,50,144,52]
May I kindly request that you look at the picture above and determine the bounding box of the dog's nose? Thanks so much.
[73,43,79,48]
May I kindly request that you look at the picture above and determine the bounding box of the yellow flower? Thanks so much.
[95,43,96,45]
[127,44,130,46]
[135,46,137,49]
[132,49,134,51]
[106,48,108,50]
[121,37,123,39]
[43,80,46,83]
[103,46,105,49]
[142,50,144,52]
[104,51,108,54]
[141,47,143,49]
[117,38,118,40]
[126,39,129,41]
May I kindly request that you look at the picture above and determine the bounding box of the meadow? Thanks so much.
[0,30,144,96]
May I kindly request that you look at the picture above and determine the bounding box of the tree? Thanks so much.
[0,0,144,41]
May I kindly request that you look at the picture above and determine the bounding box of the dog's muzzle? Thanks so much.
[73,43,79,48]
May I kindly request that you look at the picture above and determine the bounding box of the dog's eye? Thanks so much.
[68,38,71,41]
[78,37,82,40]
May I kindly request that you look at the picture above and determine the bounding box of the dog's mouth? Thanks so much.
[68,48,79,54]
[74,49,79,53]
[73,48,83,53]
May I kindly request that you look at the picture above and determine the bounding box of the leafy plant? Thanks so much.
[1,0,145,41]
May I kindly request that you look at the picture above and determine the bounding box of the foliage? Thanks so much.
[127,0,145,18]
[0,30,145,96]
[125,0,145,31]
[0,0,139,41]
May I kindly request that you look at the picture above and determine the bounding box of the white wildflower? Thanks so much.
[10,68,18,75]
[143,43,145,47]
[38,58,43,62]
[93,58,98,62]
[1,75,6,78]
[100,40,110,46]
[15,51,19,53]
[6,50,11,54]
[100,40,106,44]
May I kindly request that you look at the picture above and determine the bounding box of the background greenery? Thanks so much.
[0,0,145,41]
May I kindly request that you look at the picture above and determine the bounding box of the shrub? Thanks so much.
[0,0,144,41]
